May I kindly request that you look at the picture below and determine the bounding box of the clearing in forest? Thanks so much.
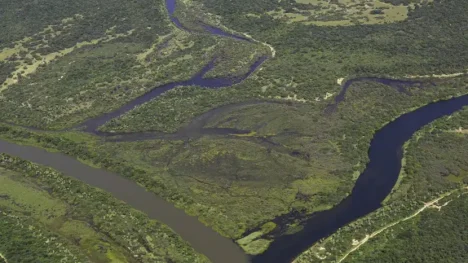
[267,0,433,26]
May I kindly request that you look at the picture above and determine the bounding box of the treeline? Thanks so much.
[191,0,468,102]
[195,0,296,17]
[0,61,16,85]
[0,0,171,51]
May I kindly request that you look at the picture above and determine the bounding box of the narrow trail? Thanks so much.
[1,1,468,263]
[337,189,462,263]
[253,94,468,263]
[405,71,467,79]
[337,69,467,85]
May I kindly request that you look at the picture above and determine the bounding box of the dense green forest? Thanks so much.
[0,0,264,129]
[344,195,468,263]
[1,0,468,261]
[100,0,468,133]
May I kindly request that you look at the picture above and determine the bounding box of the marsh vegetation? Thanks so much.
[1,0,468,261]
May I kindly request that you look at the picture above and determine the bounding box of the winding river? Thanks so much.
[1,1,468,263]
[0,139,247,263]
[326,77,426,113]
[253,94,468,263]
[78,56,267,134]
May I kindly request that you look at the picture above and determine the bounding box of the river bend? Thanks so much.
[1,0,467,263]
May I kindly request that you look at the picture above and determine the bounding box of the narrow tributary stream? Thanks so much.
[1,1,468,263]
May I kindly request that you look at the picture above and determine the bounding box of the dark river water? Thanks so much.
[78,0,266,134]
[78,56,267,133]
[326,77,426,113]
[252,94,468,263]
[2,93,468,263]
[1,0,467,263]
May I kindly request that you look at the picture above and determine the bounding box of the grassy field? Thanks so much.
[267,0,430,26]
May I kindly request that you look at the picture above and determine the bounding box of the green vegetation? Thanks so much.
[2,74,468,247]
[195,0,431,26]
[2,0,468,260]
[197,0,434,26]
[100,86,264,133]
[344,194,468,263]
[101,0,468,134]
[0,29,264,129]
[0,0,266,130]
[0,0,169,51]
[0,155,208,263]
[267,0,425,26]
[196,0,468,90]
[237,222,276,255]
[295,105,468,263]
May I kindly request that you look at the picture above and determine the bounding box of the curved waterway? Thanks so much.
[326,77,426,113]
[78,56,267,133]
[2,0,468,263]
[253,94,468,263]
[0,139,249,263]
[3,94,468,263]
[0,1,258,263]
[77,0,265,133]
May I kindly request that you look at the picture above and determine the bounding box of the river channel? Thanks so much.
[252,94,468,263]
[1,0,468,263]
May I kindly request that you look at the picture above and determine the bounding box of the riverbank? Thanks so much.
[2,72,468,263]
[0,139,248,263]
[294,105,468,262]
[0,156,210,263]
[2,0,468,262]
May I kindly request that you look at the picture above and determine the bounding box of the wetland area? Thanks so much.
[1,0,468,262]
